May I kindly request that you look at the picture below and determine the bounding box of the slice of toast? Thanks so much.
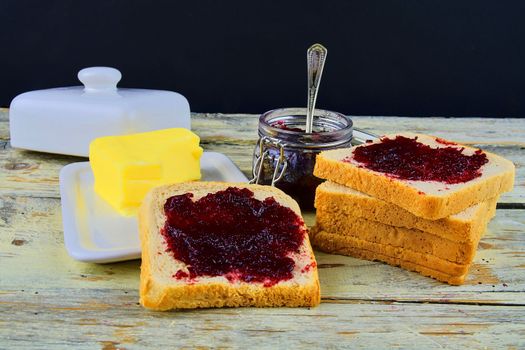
[315,181,498,243]
[310,230,467,285]
[139,182,320,310]
[314,133,514,219]
[314,210,490,264]
[309,228,469,276]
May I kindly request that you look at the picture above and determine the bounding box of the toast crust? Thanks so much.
[314,195,496,265]
[139,181,320,310]
[315,181,498,242]
[310,230,467,285]
[315,211,483,265]
[314,134,515,219]
[309,228,470,276]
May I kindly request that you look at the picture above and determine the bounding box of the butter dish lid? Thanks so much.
[9,67,191,157]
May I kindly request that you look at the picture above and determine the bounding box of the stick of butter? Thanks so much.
[89,128,203,216]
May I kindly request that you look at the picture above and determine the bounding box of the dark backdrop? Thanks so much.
[2,0,525,117]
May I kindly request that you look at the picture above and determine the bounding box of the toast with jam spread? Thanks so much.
[139,182,320,310]
[313,133,515,220]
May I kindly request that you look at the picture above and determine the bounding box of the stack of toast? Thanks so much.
[311,133,515,285]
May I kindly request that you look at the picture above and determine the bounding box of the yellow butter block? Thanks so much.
[89,128,203,216]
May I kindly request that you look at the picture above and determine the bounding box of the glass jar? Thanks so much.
[251,107,353,210]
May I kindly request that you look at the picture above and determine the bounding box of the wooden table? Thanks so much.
[1,108,524,349]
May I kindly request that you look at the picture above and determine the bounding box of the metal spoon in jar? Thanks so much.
[306,43,328,133]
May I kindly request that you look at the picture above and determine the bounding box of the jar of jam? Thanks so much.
[250,107,353,210]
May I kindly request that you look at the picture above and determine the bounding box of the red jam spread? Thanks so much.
[272,120,305,132]
[346,136,488,184]
[162,187,307,287]
[271,120,327,133]
[435,137,458,146]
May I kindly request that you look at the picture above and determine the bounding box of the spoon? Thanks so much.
[306,43,328,133]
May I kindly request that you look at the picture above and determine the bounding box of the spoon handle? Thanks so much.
[306,43,328,133]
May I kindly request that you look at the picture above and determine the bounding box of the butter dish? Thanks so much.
[10,67,191,157]
[59,152,248,263]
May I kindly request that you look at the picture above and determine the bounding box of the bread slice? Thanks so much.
[310,230,466,285]
[309,228,469,276]
[314,133,515,219]
[315,210,490,264]
[315,181,498,243]
[139,181,320,310]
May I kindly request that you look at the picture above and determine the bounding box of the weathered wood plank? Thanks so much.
[3,108,524,144]
[0,289,524,349]
[1,194,523,305]
[0,145,83,197]
[0,108,7,138]
[1,275,524,348]
[192,112,525,144]
[1,108,524,203]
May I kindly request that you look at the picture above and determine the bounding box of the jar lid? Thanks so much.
[9,67,191,156]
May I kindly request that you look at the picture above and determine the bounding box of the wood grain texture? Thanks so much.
[1,107,524,349]
[1,109,523,203]
[1,289,524,349]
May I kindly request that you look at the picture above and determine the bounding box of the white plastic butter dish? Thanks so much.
[9,67,191,157]
[59,152,248,263]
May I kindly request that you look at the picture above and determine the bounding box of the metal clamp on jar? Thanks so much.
[250,107,353,210]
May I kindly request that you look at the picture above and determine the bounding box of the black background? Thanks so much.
[1,0,525,117]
